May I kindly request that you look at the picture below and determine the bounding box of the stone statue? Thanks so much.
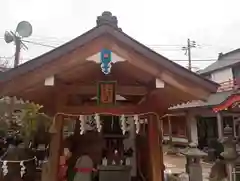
[209,159,228,181]
[73,155,94,181]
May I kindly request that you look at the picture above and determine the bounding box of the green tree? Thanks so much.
[20,103,51,147]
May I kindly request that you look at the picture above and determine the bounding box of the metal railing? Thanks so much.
[217,78,240,92]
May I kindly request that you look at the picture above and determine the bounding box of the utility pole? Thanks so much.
[14,36,21,68]
[4,21,32,129]
[8,35,21,128]
[182,38,196,71]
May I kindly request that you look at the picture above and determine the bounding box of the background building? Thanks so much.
[165,49,240,149]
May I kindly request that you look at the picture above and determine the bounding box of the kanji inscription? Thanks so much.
[97,82,116,105]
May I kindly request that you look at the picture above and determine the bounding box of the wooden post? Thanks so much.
[186,112,192,143]
[168,115,173,146]
[48,114,63,181]
[217,112,223,139]
[47,92,66,181]
[148,114,164,181]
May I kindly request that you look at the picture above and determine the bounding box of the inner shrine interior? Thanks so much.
[61,113,149,181]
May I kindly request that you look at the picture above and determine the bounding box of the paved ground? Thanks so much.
[163,152,212,181]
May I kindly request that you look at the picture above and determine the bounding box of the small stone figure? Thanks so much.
[111,149,121,165]
[73,155,94,181]
[209,159,227,181]
[58,156,68,181]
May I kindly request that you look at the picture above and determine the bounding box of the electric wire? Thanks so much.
[0,35,238,64]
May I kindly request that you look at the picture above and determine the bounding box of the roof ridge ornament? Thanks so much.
[96,11,120,29]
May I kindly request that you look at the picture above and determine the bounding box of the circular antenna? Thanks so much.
[4,31,14,43]
[16,21,32,38]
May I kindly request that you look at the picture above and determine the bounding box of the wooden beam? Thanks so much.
[59,84,148,96]
[60,105,149,115]
[138,88,160,105]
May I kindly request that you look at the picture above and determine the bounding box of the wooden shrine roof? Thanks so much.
[0,12,219,113]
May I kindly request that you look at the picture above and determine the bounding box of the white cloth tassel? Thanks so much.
[34,157,38,166]
[120,115,127,135]
[20,161,26,178]
[79,115,85,135]
[95,113,102,132]
[134,115,140,134]
[2,161,8,176]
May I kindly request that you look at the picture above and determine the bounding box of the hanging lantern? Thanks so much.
[134,115,140,134]
[120,115,127,135]
[35,157,38,166]
[95,113,102,132]
[79,115,86,135]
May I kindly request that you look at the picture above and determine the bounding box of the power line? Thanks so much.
[0,56,220,62]
[22,40,56,48]
[0,38,185,50]
[1,36,236,63]
[0,35,233,53]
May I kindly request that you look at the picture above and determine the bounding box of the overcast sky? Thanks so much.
[1,0,240,70]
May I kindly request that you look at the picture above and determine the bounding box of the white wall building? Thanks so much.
[168,49,240,148]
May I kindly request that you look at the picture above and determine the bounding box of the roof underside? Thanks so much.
[0,26,217,89]
[0,12,218,112]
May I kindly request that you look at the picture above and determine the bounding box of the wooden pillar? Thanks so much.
[148,114,164,181]
[167,115,173,145]
[186,112,198,144]
[48,114,63,181]
[186,112,192,143]
[47,92,66,181]
[217,112,223,139]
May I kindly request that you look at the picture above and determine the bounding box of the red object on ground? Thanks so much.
[58,156,68,181]
[58,164,68,181]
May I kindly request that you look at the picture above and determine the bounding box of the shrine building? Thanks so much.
[0,12,218,181]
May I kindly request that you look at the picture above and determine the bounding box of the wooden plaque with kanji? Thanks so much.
[97,81,116,105]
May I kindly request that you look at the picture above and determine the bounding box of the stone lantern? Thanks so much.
[181,142,207,181]
[221,125,238,160]
[221,125,238,181]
